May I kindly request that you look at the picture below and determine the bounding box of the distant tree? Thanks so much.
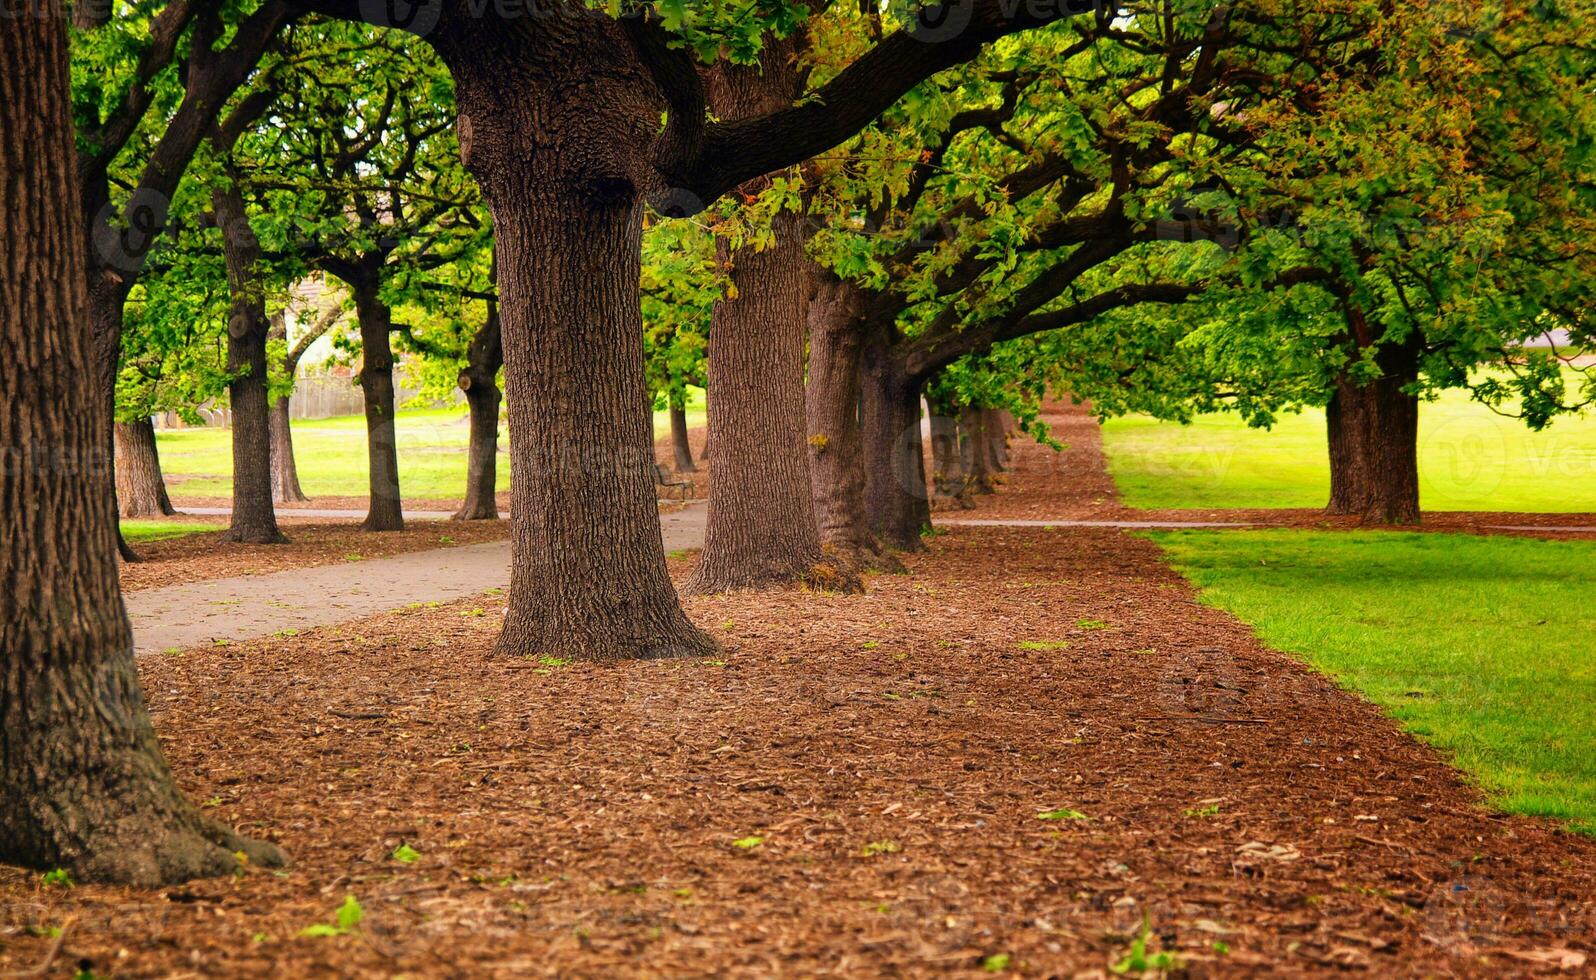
[242,22,487,530]
[72,0,291,554]
[1049,2,1596,523]
[641,219,714,475]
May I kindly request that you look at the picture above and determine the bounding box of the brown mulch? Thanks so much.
[963,401,1596,541]
[5,539,1593,972]
[120,521,511,593]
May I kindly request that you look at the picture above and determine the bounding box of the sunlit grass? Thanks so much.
[1101,384,1596,512]
[156,387,707,500]
[120,519,224,543]
[1152,529,1596,834]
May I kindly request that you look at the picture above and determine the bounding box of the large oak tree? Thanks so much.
[1,3,284,886]
[281,0,1094,659]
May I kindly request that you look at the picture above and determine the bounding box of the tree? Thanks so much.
[805,13,1240,550]
[269,299,344,503]
[114,418,178,517]
[210,85,296,543]
[247,22,485,532]
[641,219,713,475]
[0,7,283,886]
[283,0,1086,659]
[73,0,292,554]
[684,29,857,594]
[1049,1,1596,524]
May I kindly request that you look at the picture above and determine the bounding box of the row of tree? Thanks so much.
[2,0,1591,884]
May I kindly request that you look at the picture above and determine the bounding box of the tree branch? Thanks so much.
[653,0,1101,211]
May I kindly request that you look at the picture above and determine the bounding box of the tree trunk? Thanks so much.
[963,405,999,494]
[214,185,285,544]
[861,339,931,551]
[668,398,695,473]
[269,394,309,503]
[1325,335,1422,525]
[805,273,903,571]
[453,305,503,521]
[114,418,176,517]
[928,409,972,509]
[353,286,405,532]
[686,44,850,594]
[446,52,715,661]
[688,211,847,593]
[988,408,1013,474]
[0,16,282,884]
[88,241,141,561]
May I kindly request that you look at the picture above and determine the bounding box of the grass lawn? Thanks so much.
[1151,529,1596,833]
[121,519,224,543]
[1101,385,1596,512]
[156,388,707,500]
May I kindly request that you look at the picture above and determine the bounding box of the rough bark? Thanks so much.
[453,305,503,521]
[1325,331,1422,525]
[0,16,283,884]
[860,337,932,551]
[928,410,973,510]
[963,406,1000,494]
[804,272,904,572]
[988,408,1013,472]
[214,185,286,544]
[269,395,309,503]
[686,46,854,594]
[353,286,405,532]
[114,418,176,517]
[688,209,848,593]
[446,39,715,661]
[668,398,695,473]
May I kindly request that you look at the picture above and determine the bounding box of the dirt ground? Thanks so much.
[6,410,1593,977]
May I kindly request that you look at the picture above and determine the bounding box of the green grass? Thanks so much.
[1101,385,1596,512]
[1151,529,1596,833]
[156,388,706,500]
[121,519,224,543]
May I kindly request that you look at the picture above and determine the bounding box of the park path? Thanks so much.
[126,504,709,657]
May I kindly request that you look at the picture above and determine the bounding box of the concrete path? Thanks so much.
[128,504,708,657]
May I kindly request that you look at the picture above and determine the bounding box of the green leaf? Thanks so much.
[391,844,421,864]
[1036,808,1089,821]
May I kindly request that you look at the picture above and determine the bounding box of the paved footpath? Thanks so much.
[127,504,708,657]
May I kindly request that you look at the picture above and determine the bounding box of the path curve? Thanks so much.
[128,503,707,656]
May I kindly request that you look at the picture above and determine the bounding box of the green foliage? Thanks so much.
[40,868,73,889]
[1110,915,1179,975]
[299,895,365,937]
[1035,807,1088,821]
[641,219,715,408]
[1058,1,1596,437]
[731,836,765,850]
[390,844,421,864]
